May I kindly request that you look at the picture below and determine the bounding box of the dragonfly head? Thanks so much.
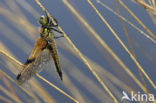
[38,15,48,26]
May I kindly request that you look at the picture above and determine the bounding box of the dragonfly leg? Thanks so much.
[49,18,58,27]
[50,27,63,34]
[45,10,58,26]
[54,35,64,39]
[50,18,58,26]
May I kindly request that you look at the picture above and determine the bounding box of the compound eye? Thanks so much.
[40,15,44,20]
[38,15,47,25]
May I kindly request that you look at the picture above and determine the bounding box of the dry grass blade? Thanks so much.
[61,56,114,103]
[34,0,112,102]
[63,73,87,103]
[0,85,22,103]
[35,74,79,103]
[63,41,140,98]
[96,0,156,43]
[118,0,156,42]
[132,39,156,66]
[5,0,26,19]
[61,0,118,102]
[87,0,156,90]
[63,0,148,93]
[60,41,140,101]
[133,0,156,27]
[0,95,13,103]
[113,0,149,95]
[0,50,23,67]
[135,0,156,15]
[62,0,147,94]
[0,70,41,103]
[0,6,37,40]
[0,72,20,100]
[29,80,57,103]
[0,72,22,103]
[15,0,40,18]
[136,0,154,9]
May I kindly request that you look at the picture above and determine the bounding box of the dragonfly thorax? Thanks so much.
[41,28,53,42]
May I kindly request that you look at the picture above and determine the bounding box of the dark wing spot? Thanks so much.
[24,58,35,65]
[47,44,53,50]
[16,73,21,80]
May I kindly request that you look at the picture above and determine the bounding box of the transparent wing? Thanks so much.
[16,37,50,85]
[17,48,51,85]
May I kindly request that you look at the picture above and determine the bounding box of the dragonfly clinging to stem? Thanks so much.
[16,12,63,84]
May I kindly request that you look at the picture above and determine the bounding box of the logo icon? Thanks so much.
[121,91,154,102]
[121,91,131,101]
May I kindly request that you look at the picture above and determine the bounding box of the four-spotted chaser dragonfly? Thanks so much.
[16,13,63,84]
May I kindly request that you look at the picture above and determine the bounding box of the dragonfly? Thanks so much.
[16,13,63,84]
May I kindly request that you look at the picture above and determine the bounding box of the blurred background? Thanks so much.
[0,0,156,103]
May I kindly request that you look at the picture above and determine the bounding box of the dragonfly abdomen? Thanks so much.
[48,41,62,80]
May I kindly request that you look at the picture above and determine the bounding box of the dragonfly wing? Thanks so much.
[16,38,48,84]
[17,49,51,85]
[48,40,62,80]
